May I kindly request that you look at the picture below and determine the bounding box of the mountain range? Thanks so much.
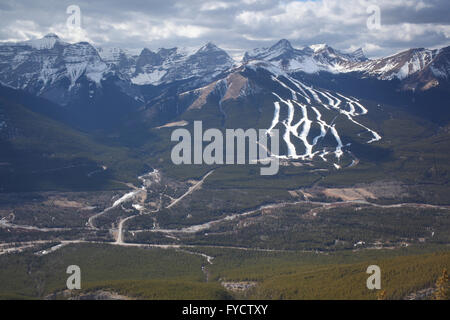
[0,35,449,106]
[1,34,450,192]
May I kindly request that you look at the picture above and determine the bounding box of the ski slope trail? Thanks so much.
[266,74,382,166]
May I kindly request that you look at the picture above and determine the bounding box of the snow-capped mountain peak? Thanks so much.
[0,33,109,104]
[197,42,222,53]
[344,47,439,83]
[21,33,65,50]
[243,40,368,74]
[43,33,59,39]
[127,42,233,85]
[309,43,328,53]
[243,40,302,68]
[0,33,235,100]
[242,39,447,90]
[351,48,367,61]
[96,47,132,65]
[270,39,294,51]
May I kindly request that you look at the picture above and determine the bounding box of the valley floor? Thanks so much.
[0,168,449,300]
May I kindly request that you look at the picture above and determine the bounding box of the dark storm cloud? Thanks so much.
[0,0,449,59]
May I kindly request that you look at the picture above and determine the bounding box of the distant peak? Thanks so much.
[198,42,220,52]
[270,39,293,51]
[309,44,329,53]
[140,48,156,55]
[23,33,62,50]
[43,33,60,39]
[351,47,367,61]
[157,47,178,56]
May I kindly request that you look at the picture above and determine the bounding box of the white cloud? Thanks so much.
[0,20,43,42]
[0,0,448,57]
[200,2,232,11]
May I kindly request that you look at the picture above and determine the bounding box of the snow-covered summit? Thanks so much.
[243,39,367,73]
[309,44,328,53]
[21,33,65,50]
[242,39,448,88]
[197,42,222,53]
[0,33,235,99]
[127,41,233,85]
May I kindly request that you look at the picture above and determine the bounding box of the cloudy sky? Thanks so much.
[0,0,449,59]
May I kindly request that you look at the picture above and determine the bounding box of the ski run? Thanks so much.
[265,74,381,168]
